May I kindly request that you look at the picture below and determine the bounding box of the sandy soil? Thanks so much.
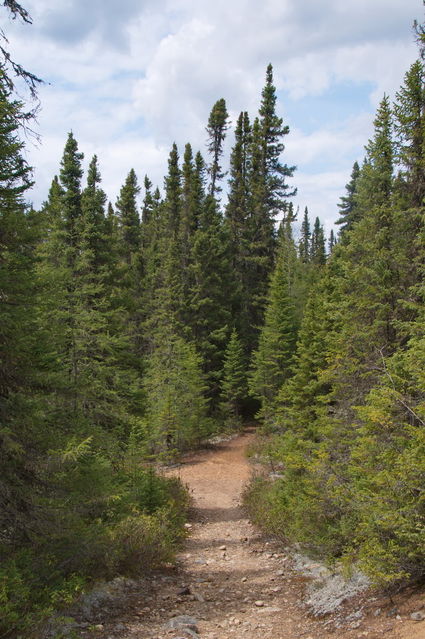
[82,429,425,639]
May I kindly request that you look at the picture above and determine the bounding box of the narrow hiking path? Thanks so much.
[78,430,425,639]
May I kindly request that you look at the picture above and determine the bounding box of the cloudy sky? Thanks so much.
[6,0,422,231]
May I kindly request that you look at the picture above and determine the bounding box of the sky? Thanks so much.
[6,0,423,233]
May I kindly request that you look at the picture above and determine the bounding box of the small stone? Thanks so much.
[255,600,265,607]
[193,591,205,603]
[257,606,282,613]
[219,545,227,551]
[184,523,193,529]
[411,611,425,621]
[93,624,104,631]
[373,608,381,617]
[241,577,247,582]
[177,586,191,596]
[350,620,362,629]
[114,623,126,632]
[275,570,284,576]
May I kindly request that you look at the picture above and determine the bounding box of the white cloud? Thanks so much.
[4,0,422,220]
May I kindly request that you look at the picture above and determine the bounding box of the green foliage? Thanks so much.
[246,59,425,588]
[143,334,213,455]
[6,49,425,635]
[336,160,360,236]
[0,451,189,637]
[249,224,299,423]
[206,98,229,197]
[220,328,248,427]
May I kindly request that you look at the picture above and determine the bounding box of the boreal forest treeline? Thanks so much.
[1,1,425,634]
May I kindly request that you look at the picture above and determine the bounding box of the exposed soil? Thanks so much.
[78,429,425,639]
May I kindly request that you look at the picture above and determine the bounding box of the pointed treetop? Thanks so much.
[206,98,229,197]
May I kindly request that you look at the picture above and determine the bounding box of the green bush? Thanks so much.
[0,452,189,638]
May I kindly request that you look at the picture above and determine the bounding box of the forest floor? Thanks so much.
[75,428,425,639]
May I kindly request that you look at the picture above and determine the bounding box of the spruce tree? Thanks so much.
[206,98,229,197]
[336,160,360,236]
[258,64,296,214]
[143,335,211,454]
[59,132,84,259]
[357,95,394,211]
[220,329,248,428]
[115,168,141,263]
[243,65,296,352]
[328,229,336,253]
[393,60,425,207]
[0,75,40,541]
[249,226,299,423]
[299,207,311,262]
[149,143,184,335]
[189,194,231,403]
[310,217,326,265]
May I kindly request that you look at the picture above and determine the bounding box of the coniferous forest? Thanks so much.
[2,2,425,635]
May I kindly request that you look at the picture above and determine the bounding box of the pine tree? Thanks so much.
[310,217,326,265]
[298,207,311,262]
[328,229,336,253]
[258,64,296,214]
[225,111,252,333]
[115,168,141,263]
[336,161,360,236]
[114,168,145,362]
[189,194,231,403]
[249,227,299,423]
[0,74,40,541]
[148,143,184,335]
[220,329,248,428]
[276,263,340,437]
[243,65,296,352]
[179,143,199,317]
[143,335,211,454]
[393,60,425,207]
[357,95,394,211]
[206,98,229,197]
[39,132,85,409]
[59,132,84,260]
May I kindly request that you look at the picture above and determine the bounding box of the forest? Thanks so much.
[1,2,425,636]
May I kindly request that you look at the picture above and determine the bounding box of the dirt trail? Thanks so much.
[86,430,424,639]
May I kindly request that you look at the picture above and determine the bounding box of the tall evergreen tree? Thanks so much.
[206,98,229,197]
[328,228,336,254]
[357,95,394,211]
[298,207,311,262]
[189,194,231,403]
[0,74,40,541]
[310,216,326,265]
[220,328,248,428]
[115,168,141,263]
[59,132,84,258]
[249,226,299,423]
[258,63,296,214]
[225,111,252,340]
[143,334,211,454]
[336,160,360,236]
[393,60,425,207]
[243,64,296,352]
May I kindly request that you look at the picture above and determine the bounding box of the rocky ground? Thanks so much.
[62,429,425,639]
